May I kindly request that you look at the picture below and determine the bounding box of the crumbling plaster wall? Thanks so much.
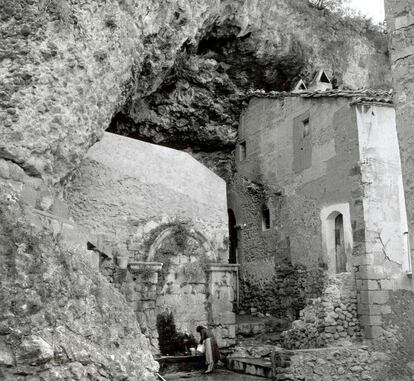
[356,104,410,277]
[65,132,228,260]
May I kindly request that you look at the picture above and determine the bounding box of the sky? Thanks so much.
[348,0,385,23]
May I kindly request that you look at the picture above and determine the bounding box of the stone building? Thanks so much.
[229,82,412,337]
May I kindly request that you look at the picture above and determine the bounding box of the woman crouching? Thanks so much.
[196,325,220,374]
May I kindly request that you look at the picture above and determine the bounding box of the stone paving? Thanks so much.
[162,369,265,380]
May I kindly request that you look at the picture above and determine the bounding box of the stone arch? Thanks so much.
[321,203,353,274]
[147,226,216,262]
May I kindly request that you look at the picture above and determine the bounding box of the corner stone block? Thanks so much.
[211,311,236,325]
[359,290,389,305]
[369,290,390,305]
[360,314,382,326]
[380,279,393,290]
[358,265,386,280]
[364,325,384,339]
[363,280,380,291]
[381,305,392,315]
[228,324,236,338]
[357,303,382,315]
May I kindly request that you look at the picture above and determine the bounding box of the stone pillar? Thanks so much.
[129,262,163,352]
[206,264,239,348]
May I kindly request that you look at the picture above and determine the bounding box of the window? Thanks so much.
[293,112,312,173]
[239,141,246,161]
[262,207,271,230]
[302,118,310,138]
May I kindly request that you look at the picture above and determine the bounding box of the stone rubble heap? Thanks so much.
[272,345,389,381]
[281,274,362,350]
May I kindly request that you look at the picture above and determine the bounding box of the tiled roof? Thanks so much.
[245,89,394,105]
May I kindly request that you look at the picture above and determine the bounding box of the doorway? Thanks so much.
[228,209,237,264]
[334,214,347,273]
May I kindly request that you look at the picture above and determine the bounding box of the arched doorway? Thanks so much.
[334,214,347,273]
[321,204,353,274]
[228,209,237,264]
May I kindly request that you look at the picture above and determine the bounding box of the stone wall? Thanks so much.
[239,263,325,322]
[65,132,228,262]
[281,273,362,350]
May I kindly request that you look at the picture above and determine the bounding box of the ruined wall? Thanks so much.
[281,273,361,350]
[65,132,228,261]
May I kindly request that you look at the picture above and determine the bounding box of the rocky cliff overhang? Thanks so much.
[0,0,390,185]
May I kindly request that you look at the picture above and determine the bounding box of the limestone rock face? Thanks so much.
[0,180,158,380]
[1,0,390,184]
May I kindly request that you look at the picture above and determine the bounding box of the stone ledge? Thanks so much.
[129,262,163,272]
[206,264,240,272]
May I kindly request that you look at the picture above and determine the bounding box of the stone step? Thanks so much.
[226,357,273,379]
[236,321,267,337]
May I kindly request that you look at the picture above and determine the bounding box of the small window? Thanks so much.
[239,141,246,161]
[302,118,310,138]
[262,207,271,230]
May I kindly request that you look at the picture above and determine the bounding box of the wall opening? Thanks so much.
[293,111,312,172]
[228,209,238,264]
[321,204,353,275]
[320,71,331,83]
[262,206,271,231]
[239,141,246,161]
[334,214,347,273]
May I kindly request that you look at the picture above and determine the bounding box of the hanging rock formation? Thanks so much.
[1,0,390,184]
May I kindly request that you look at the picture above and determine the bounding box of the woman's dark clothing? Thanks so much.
[199,327,220,364]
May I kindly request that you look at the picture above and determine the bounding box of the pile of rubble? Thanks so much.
[281,274,362,349]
